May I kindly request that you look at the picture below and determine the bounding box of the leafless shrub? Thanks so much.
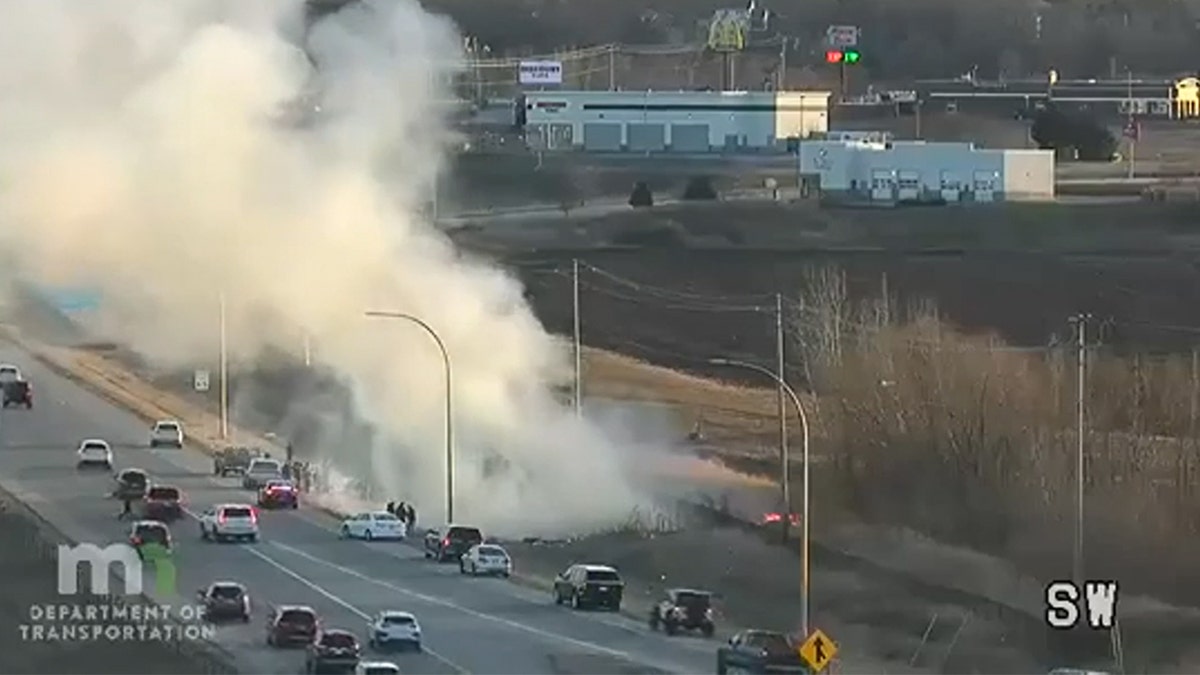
[792,264,1200,604]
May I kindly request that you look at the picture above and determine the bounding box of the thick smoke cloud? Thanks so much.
[0,0,653,535]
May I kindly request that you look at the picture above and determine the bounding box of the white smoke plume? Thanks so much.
[0,0,656,536]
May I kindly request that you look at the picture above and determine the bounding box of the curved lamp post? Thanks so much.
[709,356,812,639]
[365,311,455,523]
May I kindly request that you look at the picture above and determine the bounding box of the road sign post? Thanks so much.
[799,628,838,673]
[825,26,860,102]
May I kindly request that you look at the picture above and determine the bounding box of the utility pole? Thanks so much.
[777,38,787,91]
[572,259,582,417]
[1126,69,1137,179]
[775,293,790,542]
[1068,313,1091,584]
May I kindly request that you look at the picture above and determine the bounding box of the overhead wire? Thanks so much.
[578,261,776,307]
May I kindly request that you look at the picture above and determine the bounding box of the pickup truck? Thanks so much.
[213,446,263,476]
[717,630,809,674]
[2,379,32,408]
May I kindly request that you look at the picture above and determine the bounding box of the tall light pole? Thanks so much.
[572,259,582,417]
[365,310,455,523]
[709,356,811,639]
[218,291,228,440]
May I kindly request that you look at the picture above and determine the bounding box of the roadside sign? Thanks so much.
[799,628,838,673]
[518,60,562,85]
[193,369,210,392]
[825,25,860,48]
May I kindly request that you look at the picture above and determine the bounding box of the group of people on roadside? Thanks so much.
[385,500,417,530]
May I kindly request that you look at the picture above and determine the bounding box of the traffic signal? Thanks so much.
[825,48,861,64]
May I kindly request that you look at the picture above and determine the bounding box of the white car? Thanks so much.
[149,420,184,448]
[366,611,421,651]
[459,543,512,577]
[355,662,401,675]
[198,503,259,542]
[242,458,283,489]
[76,439,113,470]
[0,364,21,383]
[339,511,406,541]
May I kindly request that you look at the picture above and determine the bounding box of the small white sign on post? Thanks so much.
[826,25,860,48]
[519,60,563,85]
[193,369,210,392]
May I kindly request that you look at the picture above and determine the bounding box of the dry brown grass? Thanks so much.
[582,346,818,453]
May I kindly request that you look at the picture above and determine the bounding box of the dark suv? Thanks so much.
[266,605,319,647]
[716,630,807,674]
[650,588,716,636]
[424,525,483,562]
[553,564,624,611]
[305,629,361,674]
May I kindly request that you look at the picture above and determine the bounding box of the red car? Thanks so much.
[258,480,299,509]
[266,605,319,647]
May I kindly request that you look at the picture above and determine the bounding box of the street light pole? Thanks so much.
[218,291,228,440]
[709,356,811,639]
[365,310,455,523]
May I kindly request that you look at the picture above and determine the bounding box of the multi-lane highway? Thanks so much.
[0,342,721,674]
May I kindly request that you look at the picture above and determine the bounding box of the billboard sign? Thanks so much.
[518,61,563,85]
[826,25,860,48]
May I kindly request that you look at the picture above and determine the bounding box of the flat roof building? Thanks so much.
[519,90,831,153]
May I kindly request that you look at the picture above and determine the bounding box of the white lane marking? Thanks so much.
[270,540,635,660]
[241,545,469,675]
[355,540,719,655]
[178,507,467,672]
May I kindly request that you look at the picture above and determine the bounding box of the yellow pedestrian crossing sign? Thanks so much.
[799,628,837,673]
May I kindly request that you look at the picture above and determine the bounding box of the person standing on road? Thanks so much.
[119,496,132,519]
[404,504,416,530]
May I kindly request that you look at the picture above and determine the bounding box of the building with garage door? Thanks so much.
[518,90,830,153]
[797,139,1054,203]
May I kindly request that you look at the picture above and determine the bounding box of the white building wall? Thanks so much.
[797,140,1053,203]
[1001,149,1056,200]
[522,90,830,151]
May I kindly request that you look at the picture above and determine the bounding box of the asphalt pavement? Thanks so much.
[0,341,723,675]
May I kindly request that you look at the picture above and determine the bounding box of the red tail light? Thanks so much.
[442,537,449,547]
[249,509,258,523]
[218,512,227,525]
[130,536,142,545]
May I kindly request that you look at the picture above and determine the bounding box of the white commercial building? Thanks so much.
[798,139,1055,203]
[519,90,831,153]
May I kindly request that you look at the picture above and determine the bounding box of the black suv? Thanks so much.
[717,630,808,674]
[305,629,361,674]
[553,564,624,611]
[424,525,483,562]
[114,468,149,501]
[650,588,716,636]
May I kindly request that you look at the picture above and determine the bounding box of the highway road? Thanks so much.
[0,341,723,675]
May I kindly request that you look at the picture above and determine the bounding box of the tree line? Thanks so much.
[420,0,1200,80]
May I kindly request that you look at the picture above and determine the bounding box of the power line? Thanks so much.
[579,261,776,306]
